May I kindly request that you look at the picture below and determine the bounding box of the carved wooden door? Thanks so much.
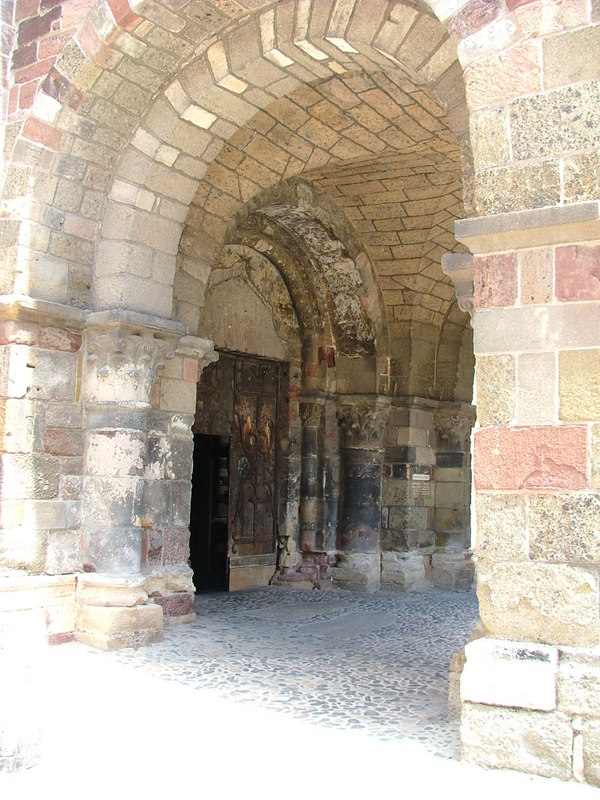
[229,357,279,557]
[194,353,281,565]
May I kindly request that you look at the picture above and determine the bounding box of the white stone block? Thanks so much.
[462,638,558,711]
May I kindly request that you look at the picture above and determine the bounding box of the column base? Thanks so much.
[76,603,163,650]
[431,550,474,590]
[380,550,433,591]
[331,552,380,592]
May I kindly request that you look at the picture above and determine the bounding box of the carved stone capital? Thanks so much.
[442,252,474,324]
[336,398,389,448]
[300,400,324,428]
[85,322,179,406]
[434,403,476,448]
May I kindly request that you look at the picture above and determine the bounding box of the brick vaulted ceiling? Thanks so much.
[177,67,470,399]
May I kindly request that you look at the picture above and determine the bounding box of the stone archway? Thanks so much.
[2,0,600,786]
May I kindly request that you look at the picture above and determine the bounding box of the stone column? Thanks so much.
[299,398,324,554]
[331,397,389,591]
[432,402,476,589]
[78,311,183,649]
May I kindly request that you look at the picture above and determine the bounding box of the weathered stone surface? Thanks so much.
[77,603,163,650]
[461,703,573,780]
[558,649,600,717]
[510,84,600,162]
[583,719,600,787]
[477,561,600,646]
[529,493,600,562]
[474,354,514,425]
[564,151,600,204]
[543,27,600,89]
[431,552,473,589]
[45,530,82,575]
[462,638,558,710]
[154,592,194,617]
[516,352,555,425]
[380,550,431,591]
[474,425,588,490]
[473,161,560,215]
[475,492,527,560]
[331,552,380,591]
[556,244,600,303]
[518,248,553,305]
[559,350,600,422]
[76,575,148,607]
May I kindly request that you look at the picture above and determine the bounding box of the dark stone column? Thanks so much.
[332,397,389,590]
[299,398,324,553]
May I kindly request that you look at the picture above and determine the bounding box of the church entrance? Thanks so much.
[191,352,285,592]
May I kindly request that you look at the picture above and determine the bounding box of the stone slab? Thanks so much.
[462,638,558,710]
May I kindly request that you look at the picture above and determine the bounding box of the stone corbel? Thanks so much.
[441,252,474,324]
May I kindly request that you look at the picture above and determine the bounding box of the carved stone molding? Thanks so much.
[434,404,476,448]
[441,252,474,323]
[177,335,218,376]
[336,398,389,448]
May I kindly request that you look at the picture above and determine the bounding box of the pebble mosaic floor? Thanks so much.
[5,586,600,798]
[106,585,480,758]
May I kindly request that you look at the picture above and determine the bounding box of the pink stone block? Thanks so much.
[475,253,518,308]
[474,425,588,490]
[556,245,600,302]
[183,358,198,382]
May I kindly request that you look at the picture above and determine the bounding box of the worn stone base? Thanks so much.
[0,574,77,643]
[229,554,277,591]
[331,552,380,591]
[432,551,474,590]
[164,612,196,626]
[76,603,163,650]
[380,550,432,591]
[460,637,600,786]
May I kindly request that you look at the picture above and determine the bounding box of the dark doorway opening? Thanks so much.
[189,433,230,592]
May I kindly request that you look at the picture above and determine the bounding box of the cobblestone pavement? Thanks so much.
[2,587,597,798]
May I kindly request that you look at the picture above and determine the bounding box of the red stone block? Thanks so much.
[38,28,75,59]
[41,65,83,108]
[106,0,141,30]
[182,357,198,382]
[474,425,588,490]
[22,116,62,149]
[8,85,19,114]
[45,428,84,456]
[474,253,518,308]
[15,0,39,24]
[18,78,39,110]
[448,0,500,38]
[162,525,190,566]
[12,41,37,70]
[555,245,600,302]
[155,592,194,617]
[38,326,82,351]
[15,55,55,84]
[18,5,61,46]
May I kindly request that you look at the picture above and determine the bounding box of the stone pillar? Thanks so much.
[331,397,389,591]
[455,203,600,785]
[299,398,324,554]
[432,403,476,590]
[78,311,183,649]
